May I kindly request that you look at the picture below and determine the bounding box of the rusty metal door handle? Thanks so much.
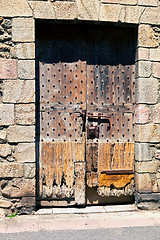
[87,113,111,139]
[87,114,101,139]
[87,126,99,139]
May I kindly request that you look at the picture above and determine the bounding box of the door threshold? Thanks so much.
[35,204,137,215]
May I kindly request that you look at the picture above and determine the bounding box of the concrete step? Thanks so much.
[35,204,137,215]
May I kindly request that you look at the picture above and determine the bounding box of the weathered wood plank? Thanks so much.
[97,143,134,189]
[86,142,98,187]
[75,162,85,205]
[124,142,134,170]
[64,142,74,198]
[41,142,55,198]
[75,141,85,162]
[98,143,111,173]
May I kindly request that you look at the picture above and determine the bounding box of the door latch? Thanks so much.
[87,126,99,139]
[87,114,101,139]
[87,114,111,139]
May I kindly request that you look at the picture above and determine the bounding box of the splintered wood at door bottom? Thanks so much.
[39,142,85,203]
[40,142,134,199]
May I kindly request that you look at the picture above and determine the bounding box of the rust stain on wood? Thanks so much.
[99,173,134,188]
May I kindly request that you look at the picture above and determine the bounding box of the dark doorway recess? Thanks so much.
[35,22,137,207]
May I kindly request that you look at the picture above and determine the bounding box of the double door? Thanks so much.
[36,24,136,206]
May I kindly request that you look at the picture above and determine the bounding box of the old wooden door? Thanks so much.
[36,23,136,206]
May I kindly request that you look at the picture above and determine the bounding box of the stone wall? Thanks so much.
[134,22,160,209]
[0,14,35,216]
[0,0,159,215]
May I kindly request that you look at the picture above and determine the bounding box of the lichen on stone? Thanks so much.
[0,17,15,59]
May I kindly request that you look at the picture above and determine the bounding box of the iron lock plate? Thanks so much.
[87,126,99,139]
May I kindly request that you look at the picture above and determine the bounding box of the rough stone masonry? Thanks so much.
[0,0,160,215]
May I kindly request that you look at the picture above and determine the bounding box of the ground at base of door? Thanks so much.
[35,204,137,215]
